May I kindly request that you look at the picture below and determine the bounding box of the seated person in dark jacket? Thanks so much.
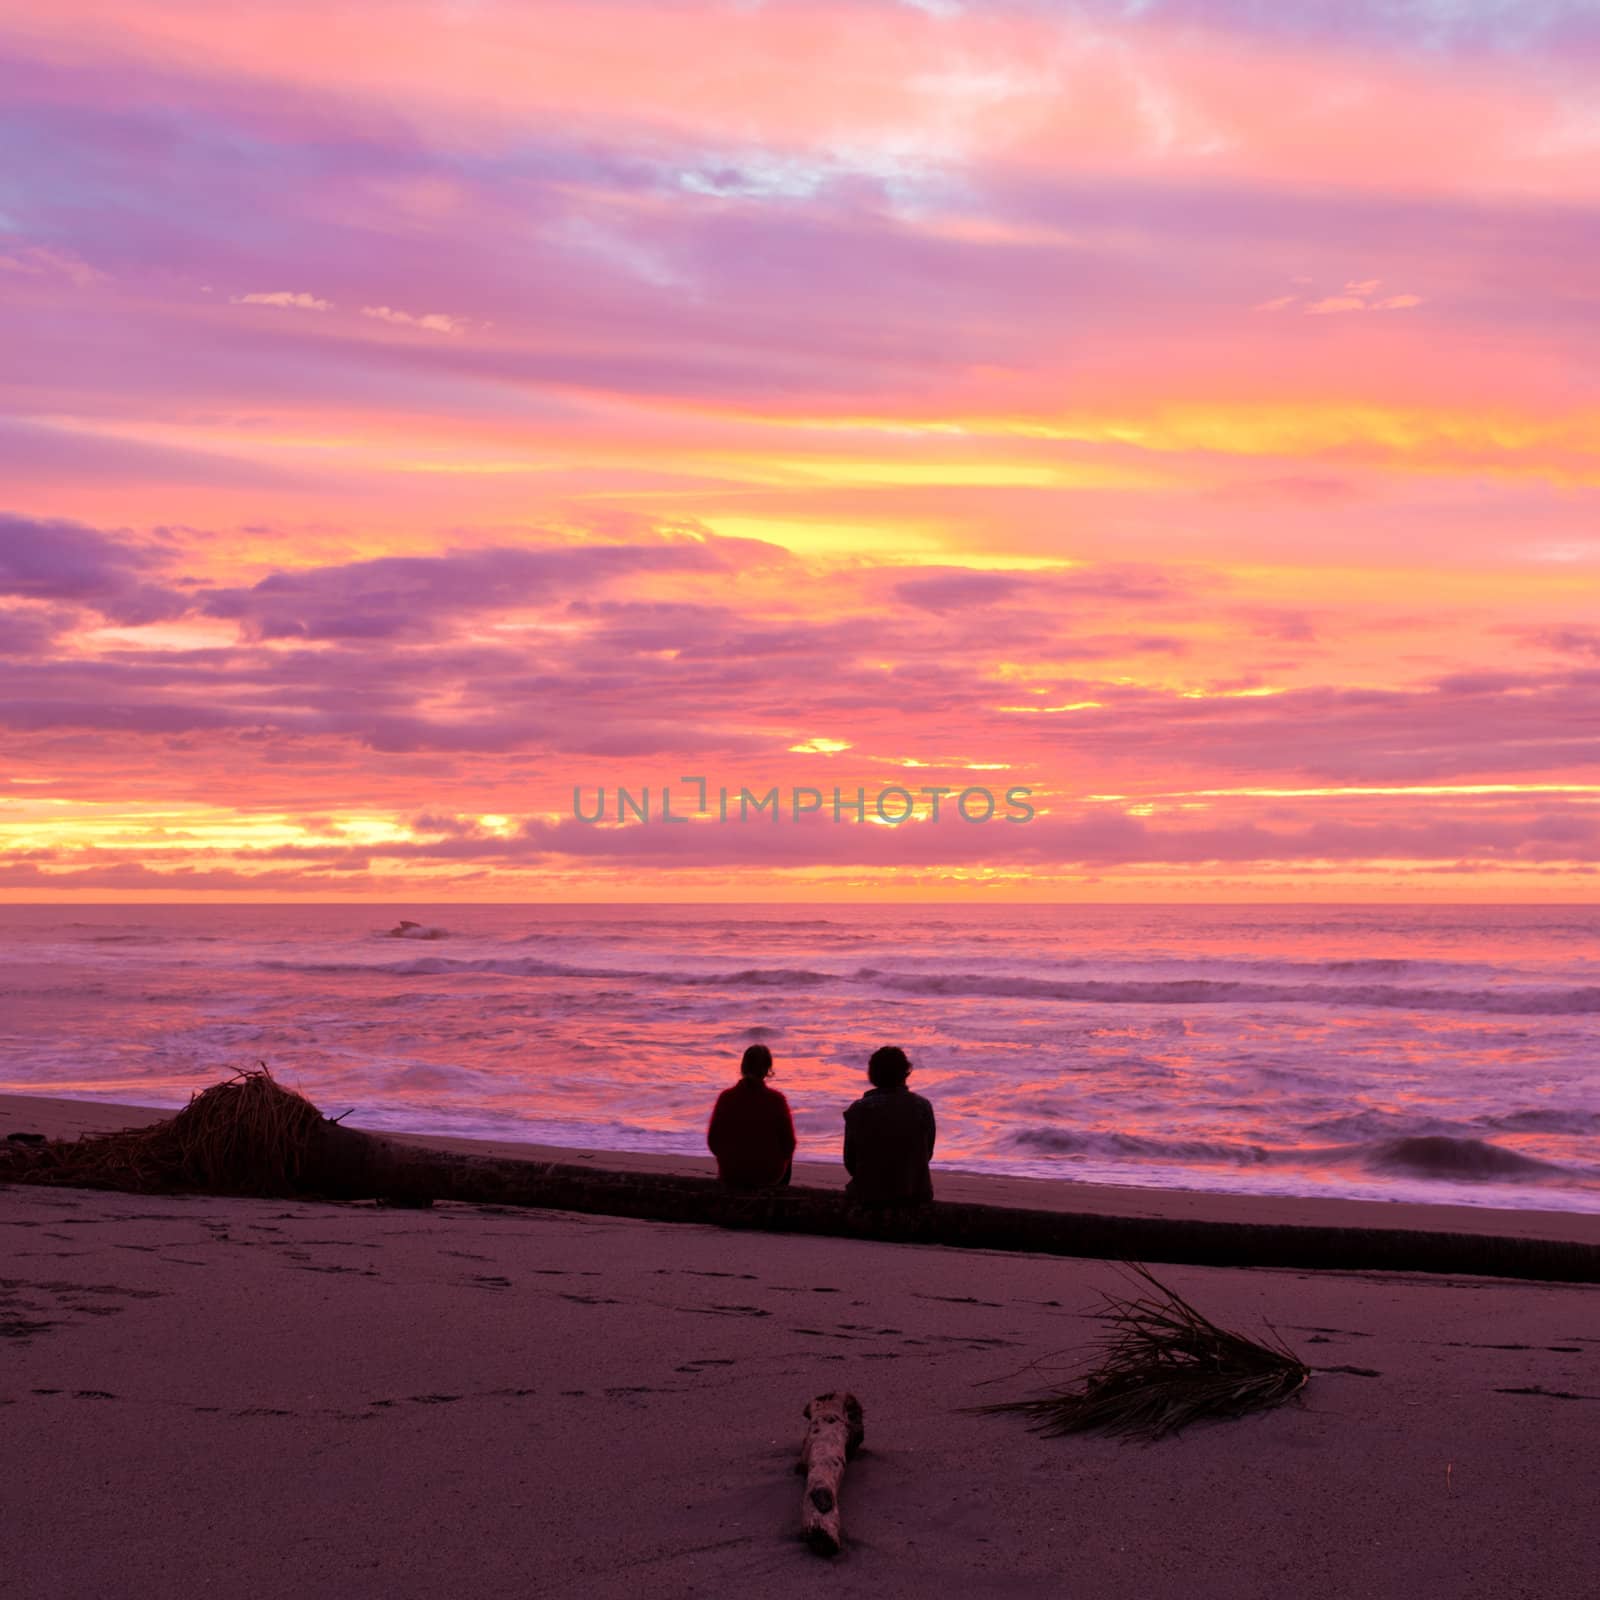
[842,1045,936,1206]
[707,1044,796,1189]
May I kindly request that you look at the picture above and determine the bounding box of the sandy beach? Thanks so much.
[5,1094,1599,1600]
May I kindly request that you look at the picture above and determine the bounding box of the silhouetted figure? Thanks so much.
[707,1044,797,1189]
[842,1045,936,1206]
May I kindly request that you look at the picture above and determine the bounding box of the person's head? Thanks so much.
[867,1045,911,1089]
[740,1043,774,1080]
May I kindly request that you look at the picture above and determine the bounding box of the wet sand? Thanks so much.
[4,1093,1598,1599]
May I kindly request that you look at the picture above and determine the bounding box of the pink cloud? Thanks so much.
[231,290,332,311]
[0,245,104,287]
[359,305,464,333]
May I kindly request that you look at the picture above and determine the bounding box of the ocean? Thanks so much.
[2,902,1596,1213]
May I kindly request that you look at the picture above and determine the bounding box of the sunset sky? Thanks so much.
[1,0,1597,900]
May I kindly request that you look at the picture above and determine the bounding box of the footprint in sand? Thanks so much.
[3,1319,61,1340]
[1495,1386,1600,1401]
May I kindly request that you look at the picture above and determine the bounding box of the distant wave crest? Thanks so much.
[863,970,1600,1016]
[1478,1108,1600,1136]
[253,954,1600,1016]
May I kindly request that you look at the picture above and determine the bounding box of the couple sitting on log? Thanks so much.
[706,1044,937,1206]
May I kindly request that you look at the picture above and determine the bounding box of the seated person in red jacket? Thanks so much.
[842,1045,936,1206]
[707,1044,797,1189]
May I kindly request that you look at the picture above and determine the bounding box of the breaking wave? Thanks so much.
[1012,1127,1582,1186]
[1013,1128,1272,1165]
[1358,1135,1569,1182]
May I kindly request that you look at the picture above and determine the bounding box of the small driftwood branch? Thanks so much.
[798,1391,863,1556]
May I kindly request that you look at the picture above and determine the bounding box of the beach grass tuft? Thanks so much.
[0,1066,339,1197]
[975,1263,1309,1440]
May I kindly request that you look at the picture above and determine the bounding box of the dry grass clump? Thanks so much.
[976,1263,1309,1440]
[0,1066,343,1197]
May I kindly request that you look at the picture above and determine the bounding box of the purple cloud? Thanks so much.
[0,514,186,625]
[202,541,742,641]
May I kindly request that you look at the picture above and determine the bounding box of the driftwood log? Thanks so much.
[798,1392,863,1556]
[322,1141,1600,1283]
